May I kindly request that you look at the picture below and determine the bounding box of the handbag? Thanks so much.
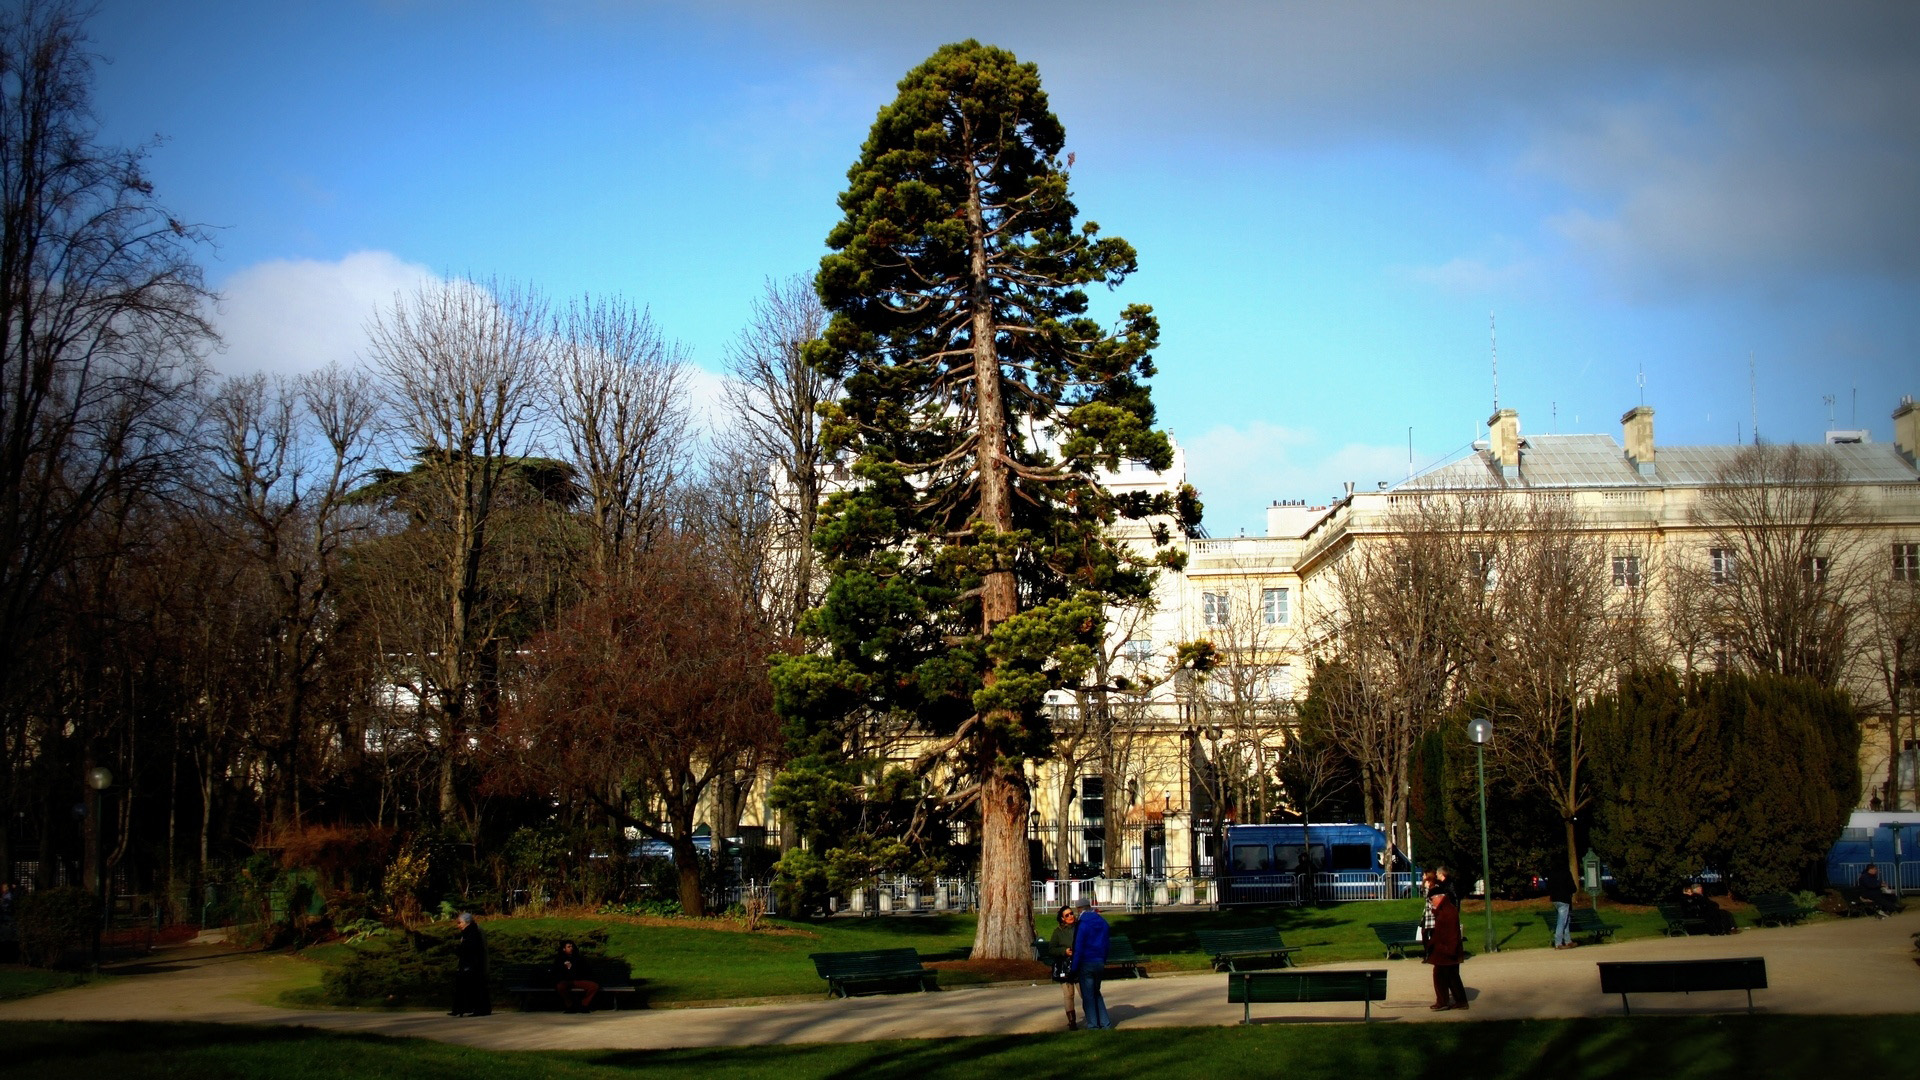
[1049,955,1074,983]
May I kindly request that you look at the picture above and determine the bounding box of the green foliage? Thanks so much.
[1588,669,1731,901]
[1409,721,1562,895]
[774,41,1197,923]
[14,886,101,968]
[1589,669,1862,900]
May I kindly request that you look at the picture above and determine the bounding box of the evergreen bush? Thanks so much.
[15,886,101,968]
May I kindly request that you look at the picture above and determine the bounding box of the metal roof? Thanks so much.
[1398,434,1919,491]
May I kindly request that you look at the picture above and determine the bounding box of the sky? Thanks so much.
[81,0,1920,535]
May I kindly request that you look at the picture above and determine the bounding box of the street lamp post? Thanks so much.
[1465,717,1496,956]
[87,766,113,970]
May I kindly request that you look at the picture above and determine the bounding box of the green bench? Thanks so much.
[809,948,938,998]
[1195,927,1304,972]
[1597,957,1767,1015]
[1654,901,1709,937]
[1227,969,1388,1023]
[501,959,640,1010]
[1538,907,1621,945]
[1038,934,1149,978]
[1750,892,1813,926]
[1367,921,1421,959]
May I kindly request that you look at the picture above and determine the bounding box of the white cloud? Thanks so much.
[1181,421,1415,536]
[208,251,443,376]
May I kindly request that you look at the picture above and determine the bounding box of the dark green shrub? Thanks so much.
[16,886,101,968]
[1589,669,1731,901]
[319,922,611,1007]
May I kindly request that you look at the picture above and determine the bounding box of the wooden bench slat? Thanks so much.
[1227,970,1387,1023]
[1194,928,1304,972]
[1367,921,1420,959]
[1596,957,1766,1015]
[1539,908,1621,944]
[809,948,937,997]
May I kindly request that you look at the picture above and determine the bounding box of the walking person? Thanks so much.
[1424,881,1469,1010]
[552,940,600,1013]
[449,912,492,1017]
[1070,899,1112,1030]
[1049,905,1079,1030]
[1547,864,1576,949]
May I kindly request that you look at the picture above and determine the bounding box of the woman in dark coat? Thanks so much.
[553,940,600,1013]
[449,913,491,1017]
[1423,887,1468,1010]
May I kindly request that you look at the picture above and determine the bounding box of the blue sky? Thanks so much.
[84,1,1919,535]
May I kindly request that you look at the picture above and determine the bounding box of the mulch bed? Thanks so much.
[926,957,1050,981]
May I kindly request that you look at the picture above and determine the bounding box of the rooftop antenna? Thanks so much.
[1749,351,1758,444]
[1489,312,1499,412]
[1407,426,1414,480]
[1852,384,1857,426]
[1824,394,1836,432]
[1637,363,1645,406]
[1552,400,1558,433]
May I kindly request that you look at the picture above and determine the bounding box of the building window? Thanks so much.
[1273,664,1294,700]
[1202,591,1231,627]
[1802,555,1829,584]
[1079,777,1104,822]
[1261,587,1290,626]
[1121,638,1154,663]
[1710,547,1738,585]
[1611,554,1642,590]
[1896,543,1920,582]
[1469,549,1497,590]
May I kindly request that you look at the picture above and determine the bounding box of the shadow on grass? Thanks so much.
[6,1016,1920,1080]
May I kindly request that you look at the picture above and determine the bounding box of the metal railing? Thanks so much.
[1830,861,1920,895]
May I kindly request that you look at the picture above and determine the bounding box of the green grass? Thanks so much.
[0,967,94,1001]
[3,1015,1916,1079]
[289,897,1799,1007]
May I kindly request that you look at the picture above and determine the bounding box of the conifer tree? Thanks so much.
[772,41,1197,958]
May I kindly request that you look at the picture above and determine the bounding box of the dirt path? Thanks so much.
[3,909,1916,1051]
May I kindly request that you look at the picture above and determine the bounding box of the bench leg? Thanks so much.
[1620,993,1631,1016]
[1241,975,1251,1025]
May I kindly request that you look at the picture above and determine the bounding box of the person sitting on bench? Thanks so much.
[1681,883,1735,935]
[1857,866,1900,917]
[553,940,600,1013]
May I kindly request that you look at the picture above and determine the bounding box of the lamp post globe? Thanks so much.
[88,766,113,791]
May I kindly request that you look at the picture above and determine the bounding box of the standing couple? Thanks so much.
[1049,899,1114,1030]
[1420,868,1469,1011]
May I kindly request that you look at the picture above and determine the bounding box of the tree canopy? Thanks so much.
[771,41,1198,959]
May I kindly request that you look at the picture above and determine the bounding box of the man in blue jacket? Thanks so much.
[1070,899,1112,1029]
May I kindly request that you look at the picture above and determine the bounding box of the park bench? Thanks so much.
[1037,934,1149,978]
[1194,927,1304,972]
[1227,969,1388,1023]
[1750,892,1813,926]
[1367,921,1421,959]
[1537,907,1621,945]
[1596,957,1767,1015]
[809,948,938,998]
[502,958,641,1011]
[1654,901,1709,937]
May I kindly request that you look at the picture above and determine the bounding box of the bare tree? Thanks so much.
[365,280,547,820]
[1688,444,1866,685]
[1856,575,1920,809]
[550,295,691,577]
[1179,573,1302,878]
[1480,500,1645,884]
[0,1,212,878]
[204,366,377,826]
[1306,496,1494,875]
[501,532,783,915]
[718,276,837,637]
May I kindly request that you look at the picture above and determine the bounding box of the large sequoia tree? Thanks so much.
[773,41,1196,959]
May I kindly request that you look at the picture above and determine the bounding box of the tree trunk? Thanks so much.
[972,765,1033,960]
[672,836,705,917]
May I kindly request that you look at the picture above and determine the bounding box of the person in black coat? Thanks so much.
[449,913,492,1017]
[553,940,600,1013]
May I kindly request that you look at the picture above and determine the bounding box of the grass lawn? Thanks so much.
[4,1015,1915,1079]
[0,967,95,1002]
[285,894,1792,1008]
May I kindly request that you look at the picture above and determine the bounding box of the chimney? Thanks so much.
[1895,396,1919,465]
[1487,409,1520,479]
[1621,405,1656,478]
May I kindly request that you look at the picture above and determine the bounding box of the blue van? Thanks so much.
[1220,823,1401,904]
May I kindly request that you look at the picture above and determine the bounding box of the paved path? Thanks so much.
[3,910,1917,1050]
